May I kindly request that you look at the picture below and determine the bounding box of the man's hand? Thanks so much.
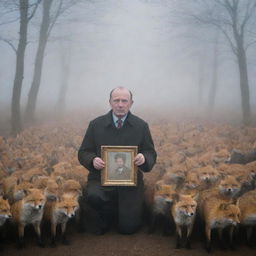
[93,157,105,170]
[134,153,145,166]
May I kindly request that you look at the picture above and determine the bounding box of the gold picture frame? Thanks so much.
[101,146,138,186]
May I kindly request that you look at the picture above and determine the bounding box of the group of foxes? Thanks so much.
[1,121,256,252]
[0,164,82,249]
[146,160,256,252]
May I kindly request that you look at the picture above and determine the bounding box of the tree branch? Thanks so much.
[241,1,256,37]
[0,36,17,53]
[245,40,256,50]
[28,0,42,21]
[47,0,63,39]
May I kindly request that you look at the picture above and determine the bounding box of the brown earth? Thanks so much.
[1,224,256,256]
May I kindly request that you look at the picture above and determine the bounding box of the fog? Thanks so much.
[0,0,256,126]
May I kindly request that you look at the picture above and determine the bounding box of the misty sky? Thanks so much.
[0,0,255,117]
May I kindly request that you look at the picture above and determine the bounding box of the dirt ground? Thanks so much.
[1,224,256,256]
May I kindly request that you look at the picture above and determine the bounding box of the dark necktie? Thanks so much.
[117,119,123,128]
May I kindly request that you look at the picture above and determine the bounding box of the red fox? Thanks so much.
[178,171,200,197]
[61,179,82,199]
[202,197,240,252]
[149,183,176,235]
[11,181,34,204]
[162,165,186,187]
[196,166,220,189]
[45,179,60,201]
[218,175,241,199]
[43,193,79,246]
[0,197,11,227]
[237,189,256,246]
[10,188,46,248]
[0,196,11,250]
[171,193,197,249]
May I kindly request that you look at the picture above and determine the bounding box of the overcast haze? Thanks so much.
[0,0,256,123]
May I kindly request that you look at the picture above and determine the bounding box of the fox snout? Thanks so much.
[1,214,11,219]
[203,176,210,182]
[34,204,44,210]
[232,219,240,226]
[68,212,75,218]
[187,212,194,217]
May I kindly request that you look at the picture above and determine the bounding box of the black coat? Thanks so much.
[78,110,157,181]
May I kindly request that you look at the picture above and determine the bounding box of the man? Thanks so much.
[78,87,157,235]
[109,153,131,180]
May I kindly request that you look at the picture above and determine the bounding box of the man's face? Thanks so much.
[116,158,125,168]
[109,88,133,118]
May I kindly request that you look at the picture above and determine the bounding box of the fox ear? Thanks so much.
[57,195,63,202]
[232,198,238,205]
[17,177,23,185]
[55,176,64,185]
[155,180,164,191]
[191,192,199,201]
[24,188,34,196]
[172,193,180,202]
[219,203,229,210]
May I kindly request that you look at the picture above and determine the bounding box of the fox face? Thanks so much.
[56,194,79,219]
[164,166,186,185]
[183,172,200,189]
[214,203,240,228]
[198,166,219,185]
[218,176,241,197]
[24,189,46,210]
[153,184,175,215]
[45,179,60,201]
[0,197,11,226]
[13,181,34,202]
[212,149,230,164]
[62,179,82,198]
[172,194,197,224]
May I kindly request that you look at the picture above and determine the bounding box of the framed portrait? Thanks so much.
[101,146,138,186]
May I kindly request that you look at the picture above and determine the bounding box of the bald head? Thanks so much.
[109,87,133,101]
[109,87,134,118]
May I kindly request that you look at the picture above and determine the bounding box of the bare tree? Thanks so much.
[24,0,53,123]
[208,29,220,114]
[55,40,72,117]
[197,51,206,106]
[9,0,40,135]
[25,0,79,123]
[182,0,256,124]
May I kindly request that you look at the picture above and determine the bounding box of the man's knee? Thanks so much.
[86,193,103,209]
[118,222,141,235]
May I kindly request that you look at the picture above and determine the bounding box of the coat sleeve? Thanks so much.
[138,123,157,172]
[78,121,97,172]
